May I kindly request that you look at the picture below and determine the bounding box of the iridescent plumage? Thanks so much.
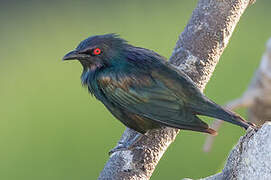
[63,34,253,142]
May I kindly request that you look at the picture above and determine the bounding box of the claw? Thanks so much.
[247,122,261,131]
[108,133,144,155]
[108,143,131,155]
[248,122,256,127]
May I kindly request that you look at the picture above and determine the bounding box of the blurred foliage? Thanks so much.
[0,0,271,179]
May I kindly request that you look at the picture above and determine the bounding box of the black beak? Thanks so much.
[62,50,78,61]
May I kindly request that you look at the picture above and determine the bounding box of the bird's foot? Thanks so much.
[108,133,144,155]
[108,142,133,155]
[247,122,260,131]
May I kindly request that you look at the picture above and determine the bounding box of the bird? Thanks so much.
[63,34,254,153]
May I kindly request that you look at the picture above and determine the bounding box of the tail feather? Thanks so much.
[212,105,250,129]
[157,113,218,135]
[165,123,218,135]
[206,128,218,136]
[192,99,253,130]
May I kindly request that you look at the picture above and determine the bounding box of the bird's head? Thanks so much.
[63,34,127,69]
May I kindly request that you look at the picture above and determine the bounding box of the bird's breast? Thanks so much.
[81,69,101,97]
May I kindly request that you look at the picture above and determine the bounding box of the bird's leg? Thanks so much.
[109,133,144,155]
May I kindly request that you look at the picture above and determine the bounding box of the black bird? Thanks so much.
[63,34,254,152]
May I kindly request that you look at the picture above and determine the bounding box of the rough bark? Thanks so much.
[98,0,254,179]
[200,123,271,180]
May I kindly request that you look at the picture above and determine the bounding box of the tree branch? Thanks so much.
[201,123,271,180]
[98,0,253,179]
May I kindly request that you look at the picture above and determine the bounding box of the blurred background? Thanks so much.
[0,0,270,179]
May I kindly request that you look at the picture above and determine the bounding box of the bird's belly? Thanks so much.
[124,112,162,133]
[105,105,161,134]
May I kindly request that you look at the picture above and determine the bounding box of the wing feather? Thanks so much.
[97,72,210,130]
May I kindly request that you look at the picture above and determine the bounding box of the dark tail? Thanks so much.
[191,99,253,130]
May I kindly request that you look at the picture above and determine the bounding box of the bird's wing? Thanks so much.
[126,46,208,109]
[149,62,251,131]
[97,72,213,133]
[150,63,206,109]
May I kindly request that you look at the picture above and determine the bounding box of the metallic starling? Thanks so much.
[63,34,254,152]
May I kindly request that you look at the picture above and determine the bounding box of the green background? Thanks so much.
[0,0,270,179]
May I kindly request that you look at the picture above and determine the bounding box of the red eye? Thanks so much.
[93,48,101,55]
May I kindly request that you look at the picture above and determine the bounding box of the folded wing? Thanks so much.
[97,71,216,135]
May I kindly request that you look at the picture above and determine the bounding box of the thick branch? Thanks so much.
[201,123,271,180]
[99,0,252,179]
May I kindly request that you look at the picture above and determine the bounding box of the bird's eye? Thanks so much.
[93,48,101,55]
